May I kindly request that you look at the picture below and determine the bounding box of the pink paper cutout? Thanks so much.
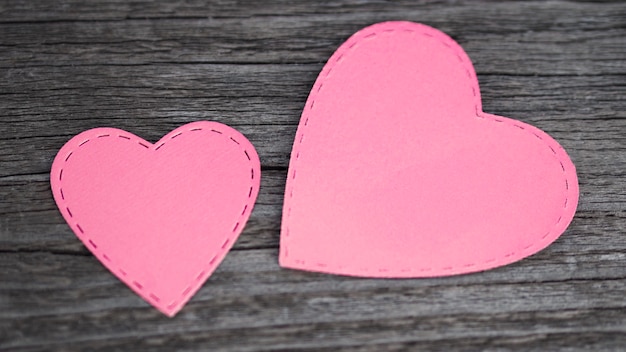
[280,21,579,277]
[51,121,260,316]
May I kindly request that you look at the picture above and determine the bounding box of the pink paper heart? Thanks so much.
[280,22,579,277]
[51,121,260,316]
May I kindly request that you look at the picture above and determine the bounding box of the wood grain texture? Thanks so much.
[0,0,625,351]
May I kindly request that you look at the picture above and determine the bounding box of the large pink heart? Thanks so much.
[51,121,260,316]
[280,22,579,277]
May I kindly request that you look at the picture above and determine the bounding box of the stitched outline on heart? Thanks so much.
[280,21,578,276]
[51,121,259,316]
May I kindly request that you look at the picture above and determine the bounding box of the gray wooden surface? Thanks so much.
[1,1,625,351]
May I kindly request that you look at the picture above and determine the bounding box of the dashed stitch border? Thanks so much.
[282,22,576,276]
[52,122,259,315]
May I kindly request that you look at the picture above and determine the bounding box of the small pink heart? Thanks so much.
[280,22,579,277]
[51,121,260,316]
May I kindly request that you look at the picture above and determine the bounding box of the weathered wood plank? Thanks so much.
[2,166,626,253]
[0,0,624,22]
[1,69,624,172]
[1,12,625,75]
[1,249,625,350]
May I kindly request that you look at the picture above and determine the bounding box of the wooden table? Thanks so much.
[1,1,625,350]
